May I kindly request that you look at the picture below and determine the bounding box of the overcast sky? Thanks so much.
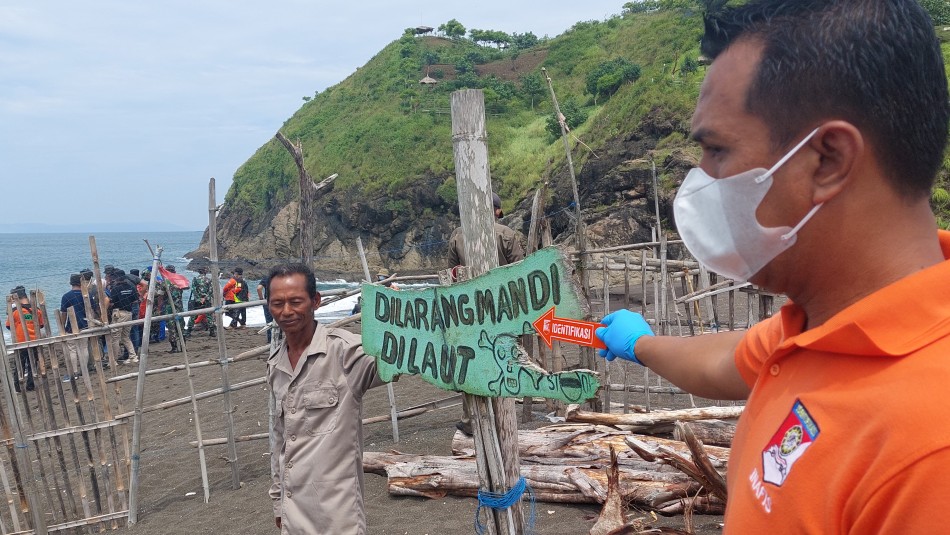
[0,1,624,232]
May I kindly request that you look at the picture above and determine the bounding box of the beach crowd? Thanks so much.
[4,265,258,391]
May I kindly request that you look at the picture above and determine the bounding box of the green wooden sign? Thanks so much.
[361,247,600,403]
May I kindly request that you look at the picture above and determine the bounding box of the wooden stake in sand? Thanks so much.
[163,277,211,503]
[207,177,242,491]
[356,236,400,443]
[542,67,597,411]
[128,246,163,524]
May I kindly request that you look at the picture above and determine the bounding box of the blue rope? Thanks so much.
[474,476,535,535]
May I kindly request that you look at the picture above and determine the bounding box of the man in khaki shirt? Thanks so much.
[267,264,386,534]
[447,192,526,436]
[447,192,526,274]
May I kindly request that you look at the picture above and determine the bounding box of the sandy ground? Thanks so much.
[106,319,726,535]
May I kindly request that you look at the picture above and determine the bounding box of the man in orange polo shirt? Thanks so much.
[595,1,950,533]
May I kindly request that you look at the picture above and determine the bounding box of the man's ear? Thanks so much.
[810,121,863,204]
[312,293,322,311]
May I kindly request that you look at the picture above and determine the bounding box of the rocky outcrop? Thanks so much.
[188,125,694,280]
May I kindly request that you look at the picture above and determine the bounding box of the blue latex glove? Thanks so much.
[595,309,654,365]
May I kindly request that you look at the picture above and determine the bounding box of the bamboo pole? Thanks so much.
[105,345,268,383]
[522,187,546,422]
[571,240,685,256]
[622,256,630,415]
[451,88,524,535]
[128,247,163,524]
[19,295,68,524]
[541,67,597,408]
[207,177,241,491]
[163,278,211,503]
[0,323,47,533]
[541,222,563,415]
[601,258,610,411]
[193,394,464,447]
[356,236,400,443]
[40,305,85,524]
[89,238,131,439]
[114,377,266,420]
[8,300,58,523]
[0,455,16,533]
[48,299,103,529]
[0,388,26,533]
[87,237,130,518]
[77,275,127,523]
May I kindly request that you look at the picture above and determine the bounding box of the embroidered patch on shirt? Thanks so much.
[762,399,820,486]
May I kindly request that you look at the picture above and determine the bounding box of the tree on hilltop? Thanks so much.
[439,19,466,39]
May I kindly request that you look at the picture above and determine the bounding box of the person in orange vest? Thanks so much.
[222,268,247,329]
[5,286,43,392]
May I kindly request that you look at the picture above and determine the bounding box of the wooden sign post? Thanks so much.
[363,91,601,534]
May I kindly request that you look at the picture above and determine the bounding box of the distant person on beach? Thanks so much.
[186,267,216,337]
[127,268,143,352]
[267,263,389,534]
[223,268,247,329]
[163,265,184,353]
[447,192,525,437]
[60,273,94,378]
[107,269,140,365]
[140,269,167,344]
[595,1,950,532]
[257,275,273,342]
[6,286,41,392]
[81,268,110,362]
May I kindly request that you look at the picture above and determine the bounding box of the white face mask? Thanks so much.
[673,128,822,282]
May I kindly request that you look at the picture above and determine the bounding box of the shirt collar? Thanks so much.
[778,231,950,357]
[271,321,328,377]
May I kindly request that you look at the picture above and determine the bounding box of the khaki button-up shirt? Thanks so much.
[268,323,385,534]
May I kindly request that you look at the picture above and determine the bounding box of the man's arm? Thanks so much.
[634,332,750,400]
[597,309,750,400]
[257,283,265,300]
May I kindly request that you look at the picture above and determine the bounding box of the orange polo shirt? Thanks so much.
[726,231,950,534]
[5,305,44,343]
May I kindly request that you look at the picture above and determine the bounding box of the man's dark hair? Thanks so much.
[267,264,318,300]
[702,0,949,198]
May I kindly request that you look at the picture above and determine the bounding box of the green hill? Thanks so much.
[197,1,950,276]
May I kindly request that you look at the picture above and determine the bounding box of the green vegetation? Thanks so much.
[225,3,950,228]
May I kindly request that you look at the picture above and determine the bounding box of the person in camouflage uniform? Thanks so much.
[186,267,216,337]
[163,265,185,353]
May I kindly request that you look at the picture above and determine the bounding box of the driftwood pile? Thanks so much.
[363,405,741,518]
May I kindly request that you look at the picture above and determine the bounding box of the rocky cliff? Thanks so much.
[186,10,705,278]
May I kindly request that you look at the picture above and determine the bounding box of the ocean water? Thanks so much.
[0,231,361,341]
